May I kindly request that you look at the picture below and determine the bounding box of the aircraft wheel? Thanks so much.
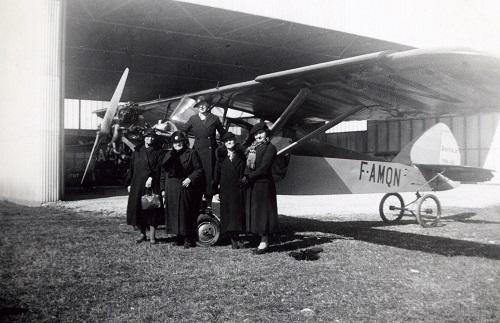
[196,213,221,246]
[416,194,441,227]
[379,193,404,223]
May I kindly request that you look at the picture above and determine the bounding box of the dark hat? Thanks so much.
[143,128,157,138]
[194,99,211,109]
[249,122,269,135]
[171,131,189,143]
[221,132,236,142]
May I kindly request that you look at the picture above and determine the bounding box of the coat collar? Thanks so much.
[179,148,191,165]
[195,113,216,128]
[231,155,242,168]
[163,148,191,166]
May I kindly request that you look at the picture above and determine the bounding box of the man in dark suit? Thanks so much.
[183,100,227,209]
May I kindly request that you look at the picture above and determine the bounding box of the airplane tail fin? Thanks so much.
[392,123,460,166]
[393,123,494,183]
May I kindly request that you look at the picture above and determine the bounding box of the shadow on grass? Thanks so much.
[0,294,29,322]
[441,212,500,224]
[271,213,500,260]
[0,306,29,320]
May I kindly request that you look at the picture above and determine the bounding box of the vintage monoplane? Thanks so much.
[81,48,500,245]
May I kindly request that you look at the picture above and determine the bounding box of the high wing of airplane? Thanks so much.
[109,48,500,125]
[86,47,500,244]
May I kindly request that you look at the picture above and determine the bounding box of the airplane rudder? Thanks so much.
[393,123,460,165]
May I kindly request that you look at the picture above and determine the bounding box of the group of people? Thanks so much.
[125,100,278,254]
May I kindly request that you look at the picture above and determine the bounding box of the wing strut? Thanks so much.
[277,105,367,156]
[269,87,311,136]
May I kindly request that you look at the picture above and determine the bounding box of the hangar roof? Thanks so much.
[65,0,412,102]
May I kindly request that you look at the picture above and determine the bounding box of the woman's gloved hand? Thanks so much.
[239,175,250,188]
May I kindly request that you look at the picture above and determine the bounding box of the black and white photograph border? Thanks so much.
[1,0,500,322]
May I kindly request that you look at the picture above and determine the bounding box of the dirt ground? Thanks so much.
[56,183,500,215]
[54,183,500,245]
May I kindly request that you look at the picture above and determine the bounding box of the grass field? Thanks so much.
[1,187,500,322]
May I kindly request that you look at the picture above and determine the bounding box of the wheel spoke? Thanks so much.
[379,193,404,224]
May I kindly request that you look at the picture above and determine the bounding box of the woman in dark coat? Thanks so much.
[241,122,278,254]
[183,100,226,209]
[161,131,204,248]
[213,132,246,249]
[126,128,164,244]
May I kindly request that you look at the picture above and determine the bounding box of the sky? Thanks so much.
[178,0,500,56]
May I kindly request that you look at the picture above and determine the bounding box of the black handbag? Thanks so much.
[140,150,162,210]
[141,188,161,210]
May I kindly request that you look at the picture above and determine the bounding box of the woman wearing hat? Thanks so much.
[161,130,204,248]
[183,100,227,210]
[126,128,165,244]
[213,131,247,249]
[241,122,278,254]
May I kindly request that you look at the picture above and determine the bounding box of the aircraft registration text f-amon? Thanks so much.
[82,48,499,244]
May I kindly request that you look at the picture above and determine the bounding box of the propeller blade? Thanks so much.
[81,133,102,185]
[100,68,129,136]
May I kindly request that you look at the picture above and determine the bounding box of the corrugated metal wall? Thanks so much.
[367,113,500,168]
[325,113,500,171]
[324,131,368,153]
[0,0,64,205]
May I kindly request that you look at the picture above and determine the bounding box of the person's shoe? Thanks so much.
[231,238,243,249]
[183,239,195,249]
[150,238,157,245]
[136,235,147,243]
[171,235,184,246]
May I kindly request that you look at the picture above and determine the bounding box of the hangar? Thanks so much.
[1,0,499,205]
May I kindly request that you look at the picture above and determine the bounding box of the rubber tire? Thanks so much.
[416,193,441,227]
[379,193,405,224]
[196,213,221,246]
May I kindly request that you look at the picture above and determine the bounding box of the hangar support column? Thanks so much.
[0,0,64,205]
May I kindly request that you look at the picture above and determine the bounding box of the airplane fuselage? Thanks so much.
[274,155,457,195]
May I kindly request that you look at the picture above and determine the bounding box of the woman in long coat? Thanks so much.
[183,100,226,209]
[213,132,246,249]
[241,122,278,254]
[161,131,204,248]
[126,128,164,244]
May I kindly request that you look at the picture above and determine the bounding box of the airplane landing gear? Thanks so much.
[379,193,405,223]
[416,194,441,227]
[379,192,442,227]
